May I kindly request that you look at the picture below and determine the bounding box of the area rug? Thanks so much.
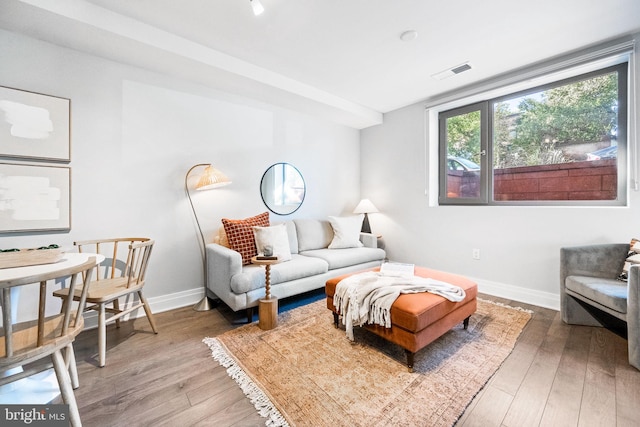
[204,298,531,427]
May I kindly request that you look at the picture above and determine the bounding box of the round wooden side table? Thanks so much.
[251,256,280,330]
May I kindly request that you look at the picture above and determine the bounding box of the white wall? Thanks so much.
[0,30,360,315]
[360,49,640,310]
[4,28,637,316]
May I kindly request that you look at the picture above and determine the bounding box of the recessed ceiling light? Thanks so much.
[400,30,418,42]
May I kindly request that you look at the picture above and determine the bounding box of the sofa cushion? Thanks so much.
[328,215,364,249]
[230,254,329,294]
[566,275,628,314]
[253,224,292,261]
[294,219,333,251]
[284,221,298,254]
[300,247,386,270]
[222,212,270,265]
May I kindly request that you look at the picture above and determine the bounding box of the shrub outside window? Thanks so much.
[439,62,628,206]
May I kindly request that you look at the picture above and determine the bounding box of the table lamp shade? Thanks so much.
[353,199,378,214]
[353,199,378,233]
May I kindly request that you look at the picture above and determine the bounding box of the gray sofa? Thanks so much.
[560,243,639,370]
[206,218,386,320]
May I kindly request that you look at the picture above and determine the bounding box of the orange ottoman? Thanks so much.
[325,266,478,371]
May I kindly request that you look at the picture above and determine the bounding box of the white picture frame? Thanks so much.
[0,86,71,162]
[0,162,71,233]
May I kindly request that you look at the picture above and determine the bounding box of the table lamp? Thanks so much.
[185,163,231,311]
[353,199,378,234]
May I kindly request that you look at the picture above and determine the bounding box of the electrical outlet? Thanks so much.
[472,248,481,260]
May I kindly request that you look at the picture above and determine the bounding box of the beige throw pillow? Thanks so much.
[215,226,230,248]
[328,215,364,249]
[253,224,292,262]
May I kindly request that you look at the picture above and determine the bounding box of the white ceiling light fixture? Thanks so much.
[250,0,265,16]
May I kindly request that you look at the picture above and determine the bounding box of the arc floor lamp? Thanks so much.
[185,163,231,311]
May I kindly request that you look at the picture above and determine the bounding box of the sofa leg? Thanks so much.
[405,349,415,373]
[246,307,254,323]
[463,316,470,330]
[333,312,339,328]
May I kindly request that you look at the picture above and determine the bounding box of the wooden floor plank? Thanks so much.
[487,306,555,397]
[459,385,513,427]
[613,331,640,427]
[538,325,591,427]
[196,398,265,427]
[502,311,568,427]
[156,387,250,427]
[577,328,617,427]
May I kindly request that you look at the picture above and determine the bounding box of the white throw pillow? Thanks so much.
[328,215,364,249]
[252,224,292,262]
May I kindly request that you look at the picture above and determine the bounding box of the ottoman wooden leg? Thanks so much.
[333,312,339,328]
[463,316,470,330]
[405,349,415,373]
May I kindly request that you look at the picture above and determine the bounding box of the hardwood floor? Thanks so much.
[70,293,640,427]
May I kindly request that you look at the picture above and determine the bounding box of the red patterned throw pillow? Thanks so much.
[222,212,270,265]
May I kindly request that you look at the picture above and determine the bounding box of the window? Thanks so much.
[438,62,628,205]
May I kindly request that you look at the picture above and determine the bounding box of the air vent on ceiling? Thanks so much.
[431,62,472,80]
[451,63,472,74]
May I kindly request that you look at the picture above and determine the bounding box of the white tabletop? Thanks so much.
[0,252,105,283]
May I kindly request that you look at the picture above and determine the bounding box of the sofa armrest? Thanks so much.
[206,243,243,299]
[560,243,628,283]
[629,265,640,369]
[560,243,628,326]
[360,232,377,248]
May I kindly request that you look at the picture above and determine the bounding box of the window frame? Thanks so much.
[438,61,629,206]
[438,102,488,205]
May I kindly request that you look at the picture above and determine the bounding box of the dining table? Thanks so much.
[0,252,104,404]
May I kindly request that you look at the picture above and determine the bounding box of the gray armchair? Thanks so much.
[560,244,639,370]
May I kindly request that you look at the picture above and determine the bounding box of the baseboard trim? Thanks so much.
[80,279,560,331]
[473,277,560,311]
[81,287,204,330]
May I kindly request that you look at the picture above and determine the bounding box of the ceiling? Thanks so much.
[1,0,640,129]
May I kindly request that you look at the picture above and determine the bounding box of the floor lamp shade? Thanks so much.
[196,165,232,190]
[353,199,378,234]
[185,163,231,311]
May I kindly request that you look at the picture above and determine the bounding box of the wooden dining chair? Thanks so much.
[1,256,98,427]
[53,238,157,367]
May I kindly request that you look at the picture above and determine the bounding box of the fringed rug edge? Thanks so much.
[478,297,535,314]
[202,337,290,427]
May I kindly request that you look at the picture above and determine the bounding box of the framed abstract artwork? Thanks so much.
[0,163,71,232]
[0,86,71,162]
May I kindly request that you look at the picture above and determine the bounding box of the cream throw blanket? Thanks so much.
[333,271,466,340]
